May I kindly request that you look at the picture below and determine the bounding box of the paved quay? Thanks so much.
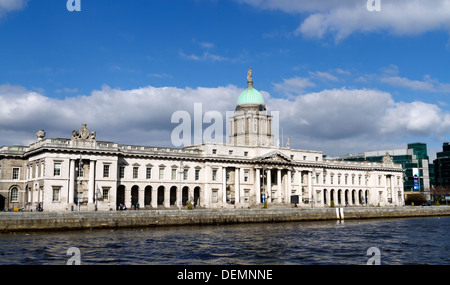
[1,206,450,233]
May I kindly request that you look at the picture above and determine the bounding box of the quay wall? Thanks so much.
[1,206,450,233]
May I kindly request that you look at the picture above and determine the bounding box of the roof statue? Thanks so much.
[72,123,96,141]
[382,151,394,164]
[247,66,253,87]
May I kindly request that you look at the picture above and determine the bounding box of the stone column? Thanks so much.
[222,167,227,205]
[308,171,313,207]
[255,168,261,204]
[164,186,170,208]
[298,171,303,205]
[235,168,240,205]
[277,169,282,203]
[287,169,291,204]
[151,187,157,208]
[266,169,271,203]
[125,187,132,209]
[139,187,145,209]
[69,159,75,205]
[88,160,95,204]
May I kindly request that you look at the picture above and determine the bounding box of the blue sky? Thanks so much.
[1,0,450,158]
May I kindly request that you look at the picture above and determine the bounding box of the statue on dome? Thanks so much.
[247,67,253,87]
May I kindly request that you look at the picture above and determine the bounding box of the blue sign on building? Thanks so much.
[413,174,420,190]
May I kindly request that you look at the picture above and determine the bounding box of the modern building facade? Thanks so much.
[0,70,405,212]
[434,142,450,188]
[334,143,433,199]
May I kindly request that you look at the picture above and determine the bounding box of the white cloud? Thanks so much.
[380,74,450,93]
[0,0,28,18]
[380,101,448,137]
[309,71,338,81]
[272,76,315,95]
[238,0,450,41]
[0,84,240,147]
[267,87,450,155]
[180,51,228,62]
[1,83,450,157]
[55,88,78,94]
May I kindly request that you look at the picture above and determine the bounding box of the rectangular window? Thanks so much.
[159,168,165,180]
[226,169,230,181]
[102,188,109,201]
[352,176,355,185]
[52,187,60,202]
[54,162,61,176]
[212,169,217,181]
[119,166,125,179]
[229,150,233,155]
[212,149,217,154]
[195,169,200,181]
[359,176,362,185]
[244,151,248,157]
[316,175,319,184]
[146,167,152,179]
[103,165,110,178]
[212,189,218,203]
[344,176,348,185]
[172,169,177,180]
[183,169,188,180]
[133,167,139,179]
[244,190,249,202]
[291,173,294,183]
[244,170,249,182]
[331,175,334,184]
[12,167,19,180]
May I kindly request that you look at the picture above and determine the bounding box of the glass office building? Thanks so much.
[434,142,450,188]
[334,143,433,198]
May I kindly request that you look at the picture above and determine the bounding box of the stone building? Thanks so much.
[0,70,405,212]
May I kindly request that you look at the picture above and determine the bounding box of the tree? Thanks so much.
[405,193,427,205]
[429,185,450,203]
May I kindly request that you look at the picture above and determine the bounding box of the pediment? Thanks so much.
[254,151,292,164]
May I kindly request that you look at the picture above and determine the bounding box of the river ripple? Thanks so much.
[0,216,449,265]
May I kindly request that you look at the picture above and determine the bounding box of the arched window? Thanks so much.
[10,187,18,202]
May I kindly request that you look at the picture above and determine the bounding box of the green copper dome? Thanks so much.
[237,86,265,105]
[237,67,265,106]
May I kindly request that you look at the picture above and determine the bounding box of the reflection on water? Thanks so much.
[0,217,449,265]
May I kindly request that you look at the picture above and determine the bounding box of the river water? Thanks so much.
[0,216,449,265]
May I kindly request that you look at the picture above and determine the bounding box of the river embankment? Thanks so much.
[1,206,450,233]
